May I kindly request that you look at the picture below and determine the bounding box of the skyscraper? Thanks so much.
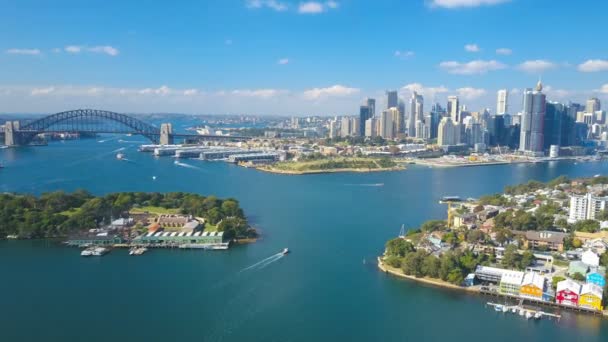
[437,117,457,146]
[380,109,395,139]
[386,90,398,109]
[366,98,376,117]
[519,81,546,154]
[544,102,564,150]
[365,118,377,138]
[447,96,460,123]
[587,98,601,113]
[359,105,371,136]
[340,116,352,137]
[497,89,508,115]
[408,91,423,137]
[388,107,402,136]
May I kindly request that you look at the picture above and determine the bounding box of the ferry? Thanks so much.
[81,247,109,256]
[129,247,148,256]
[282,248,290,255]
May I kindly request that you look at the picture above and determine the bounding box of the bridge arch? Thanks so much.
[18,109,161,143]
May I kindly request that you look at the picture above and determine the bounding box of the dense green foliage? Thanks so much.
[572,219,600,233]
[501,244,535,270]
[0,191,254,239]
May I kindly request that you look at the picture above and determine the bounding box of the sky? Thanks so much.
[0,0,607,116]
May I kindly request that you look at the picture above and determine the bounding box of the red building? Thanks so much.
[556,279,581,307]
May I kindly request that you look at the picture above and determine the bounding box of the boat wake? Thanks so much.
[111,147,126,153]
[239,253,284,273]
[345,183,384,187]
[174,161,202,170]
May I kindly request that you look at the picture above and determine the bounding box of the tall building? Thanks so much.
[366,98,376,118]
[408,91,423,137]
[497,89,508,115]
[569,193,608,222]
[329,120,338,139]
[359,105,371,136]
[350,117,360,137]
[387,107,402,136]
[447,96,460,123]
[364,118,377,138]
[379,109,395,139]
[386,90,398,109]
[519,81,546,155]
[587,98,601,114]
[340,116,352,137]
[544,102,564,150]
[437,117,458,146]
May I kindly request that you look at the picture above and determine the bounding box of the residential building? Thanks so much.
[475,265,510,283]
[519,81,546,155]
[579,283,604,311]
[587,97,601,114]
[587,266,606,287]
[582,250,600,267]
[437,117,459,146]
[340,116,352,137]
[364,118,377,138]
[519,272,546,300]
[497,89,508,115]
[359,105,372,136]
[555,279,581,307]
[379,109,395,139]
[568,193,608,222]
[522,230,567,252]
[568,260,589,277]
[499,270,524,296]
[329,119,338,138]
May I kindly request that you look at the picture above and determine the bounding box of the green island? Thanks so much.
[256,156,403,175]
[380,175,608,315]
[0,191,257,245]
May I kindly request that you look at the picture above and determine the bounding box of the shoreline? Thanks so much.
[254,165,405,175]
[411,156,604,169]
[377,257,477,292]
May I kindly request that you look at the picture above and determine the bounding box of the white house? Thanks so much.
[582,250,600,267]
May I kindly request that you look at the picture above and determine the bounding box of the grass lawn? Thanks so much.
[130,206,181,215]
[204,223,219,232]
[269,157,396,172]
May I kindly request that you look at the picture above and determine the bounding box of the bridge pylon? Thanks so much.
[160,123,174,145]
[4,121,19,146]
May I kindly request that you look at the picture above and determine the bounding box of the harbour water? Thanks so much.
[1,137,608,341]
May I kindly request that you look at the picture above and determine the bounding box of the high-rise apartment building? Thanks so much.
[359,105,371,136]
[497,89,508,115]
[408,91,423,137]
[519,81,546,154]
[447,96,460,123]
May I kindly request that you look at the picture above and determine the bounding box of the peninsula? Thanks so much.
[379,175,608,316]
[0,191,257,248]
[255,157,404,175]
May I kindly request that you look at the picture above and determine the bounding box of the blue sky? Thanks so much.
[1,0,607,115]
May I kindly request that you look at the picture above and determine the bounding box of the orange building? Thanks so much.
[519,272,545,299]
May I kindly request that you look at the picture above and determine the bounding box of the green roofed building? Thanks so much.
[133,231,224,246]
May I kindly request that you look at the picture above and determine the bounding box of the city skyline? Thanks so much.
[1,0,608,115]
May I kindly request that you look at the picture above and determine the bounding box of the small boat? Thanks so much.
[525,311,533,320]
[91,247,109,256]
[494,305,503,312]
[129,247,147,255]
[116,153,125,160]
[152,176,157,180]
[81,248,94,256]
[282,248,290,255]
[534,312,542,320]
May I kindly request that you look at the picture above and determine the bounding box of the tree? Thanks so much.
[421,255,441,278]
[447,269,464,285]
[385,255,402,268]
[551,276,566,290]
[596,210,608,221]
[519,251,535,269]
[600,252,608,267]
[385,238,415,257]
[573,220,600,233]
[466,230,485,244]
[572,238,582,249]
[502,244,521,269]
[571,272,586,281]
[401,250,426,277]
[420,220,447,232]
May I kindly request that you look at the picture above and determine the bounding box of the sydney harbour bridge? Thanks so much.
[3,109,248,146]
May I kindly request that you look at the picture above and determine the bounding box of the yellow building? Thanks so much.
[579,283,604,311]
[519,272,545,299]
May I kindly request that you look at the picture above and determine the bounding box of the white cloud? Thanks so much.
[298,1,339,14]
[429,0,510,9]
[516,60,557,73]
[456,87,486,100]
[183,89,199,96]
[278,58,289,65]
[246,0,288,11]
[496,48,512,55]
[439,60,506,75]
[578,59,608,73]
[231,89,287,98]
[394,50,415,59]
[88,46,119,56]
[400,83,449,100]
[302,84,359,100]
[6,48,41,55]
[597,84,608,94]
[139,85,171,96]
[31,87,55,95]
[65,45,82,54]
[543,85,570,99]
[465,44,480,52]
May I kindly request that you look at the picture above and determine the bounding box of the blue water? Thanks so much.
[1,136,608,341]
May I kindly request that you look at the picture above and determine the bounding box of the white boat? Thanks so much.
[525,311,533,320]
[494,305,503,312]
[534,312,542,319]
[91,247,109,256]
[282,248,290,255]
[116,153,125,160]
[81,248,94,256]
[130,247,147,255]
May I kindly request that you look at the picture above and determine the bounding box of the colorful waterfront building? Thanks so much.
[555,279,581,307]
[499,270,524,296]
[519,272,546,300]
[579,283,604,311]
[586,266,606,287]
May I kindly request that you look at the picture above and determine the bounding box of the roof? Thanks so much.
[521,272,545,289]
[588,266,606,277]
[524,230,568,244]
[569,261,589,275]
[556,279,581,294]
[500,270,524,286]
[581,283,603,299]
